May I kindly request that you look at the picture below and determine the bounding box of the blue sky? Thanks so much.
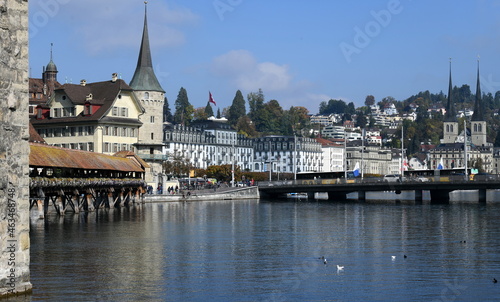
[29,0,500,114]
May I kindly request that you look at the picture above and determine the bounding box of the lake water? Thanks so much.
[21,197,500,301]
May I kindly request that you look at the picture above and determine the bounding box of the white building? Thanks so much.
[253,136,322,174]
[316,138,344,172]
[163,121,254,171]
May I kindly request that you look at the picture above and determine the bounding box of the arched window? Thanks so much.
[446,125,449,132]
[478,124,482,132]
[144,92,150,100]
[450,125,453,132]
[474,123,478,132]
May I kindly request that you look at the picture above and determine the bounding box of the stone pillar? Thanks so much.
[478,189,487,204]
[358,191,366,202]
[430,190,450,204]
[0,0,32,296]
[414,189,423,204]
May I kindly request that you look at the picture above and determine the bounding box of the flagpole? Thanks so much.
[464,119,468,181]
[401,125,404,178]
[361,128,365,179]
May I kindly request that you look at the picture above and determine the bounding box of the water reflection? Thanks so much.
[26,200,500,301]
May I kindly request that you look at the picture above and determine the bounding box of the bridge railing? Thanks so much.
[257,174,499,187]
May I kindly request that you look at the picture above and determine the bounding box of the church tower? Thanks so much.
[130,2,165,159]
[470,60,487,146]
[442,61,458,144]
[43,43,57,82]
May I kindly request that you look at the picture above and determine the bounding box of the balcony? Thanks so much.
[137,154,169,161]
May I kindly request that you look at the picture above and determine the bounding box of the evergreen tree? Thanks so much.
[163,97,173,123]
[173,87,194,126]
[228,90,246,126]
[216,108,221,119]
[204,101,214,118]
[248,89,265,132]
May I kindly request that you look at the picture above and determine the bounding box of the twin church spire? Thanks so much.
[444,58,484,123]
[443,58,487,147]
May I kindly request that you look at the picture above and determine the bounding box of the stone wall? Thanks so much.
[0,0,32,297]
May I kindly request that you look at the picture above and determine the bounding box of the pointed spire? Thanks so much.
[129,1,165,93]
[471,57,484,121]
[444,58,457,122]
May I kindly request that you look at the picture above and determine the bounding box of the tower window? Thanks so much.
[144,92,150,100]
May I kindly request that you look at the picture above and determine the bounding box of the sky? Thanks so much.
[28,0,500,114]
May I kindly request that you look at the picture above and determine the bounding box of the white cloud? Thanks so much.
[30,1,198,55]
[210,50,292,92]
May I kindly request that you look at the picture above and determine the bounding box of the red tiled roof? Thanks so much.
[29,123,46,144]
[29,143,144,172]
[113,151,150,169]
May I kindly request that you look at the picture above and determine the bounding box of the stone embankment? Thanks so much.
[144,186,259,203]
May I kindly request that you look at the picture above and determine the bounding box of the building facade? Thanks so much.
[31,75,144,155]
[163,120,255,172]
[253,136,322,174]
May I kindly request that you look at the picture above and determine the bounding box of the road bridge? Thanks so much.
[257,177,500,203]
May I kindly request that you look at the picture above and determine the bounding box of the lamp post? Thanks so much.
[231,141,235,187]
[293,134,297,181]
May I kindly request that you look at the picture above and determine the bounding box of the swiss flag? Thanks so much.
[209,91,216,106]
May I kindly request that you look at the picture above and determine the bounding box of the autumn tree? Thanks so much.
[193,107,209,121]
[162,153,193,178]
[235,115,258,137]
[206,164,242,182]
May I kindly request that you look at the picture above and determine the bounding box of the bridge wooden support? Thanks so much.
[478,189,487,204]
[415,189,423,204]
[358,191,366,202]
[430,190,450,204]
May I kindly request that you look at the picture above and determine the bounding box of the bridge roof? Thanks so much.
[29,143,144,172]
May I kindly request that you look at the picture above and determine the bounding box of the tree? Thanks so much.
[216,108,221,119]
[206,164,242,182]
[248,89,265,131]
[204,101,214,118]
[356,111,367,128]
[365,95,375,106]
[162,152,193,177]
[347,102,356,115]
[173,87,194,126]
[227,90,246,126]
[260,99,284,134]
[319,99,347,115]
[235,115,258,137]
[193,107,209,121]
[163,97,173,123]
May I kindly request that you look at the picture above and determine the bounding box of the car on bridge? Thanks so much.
[383,174,405,183]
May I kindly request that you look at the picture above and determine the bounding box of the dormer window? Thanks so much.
[84,103,92,116]
[36,106,43,119]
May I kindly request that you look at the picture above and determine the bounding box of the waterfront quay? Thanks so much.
[258,176,500,204]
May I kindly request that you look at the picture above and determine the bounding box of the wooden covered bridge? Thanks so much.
[29,143,148,217]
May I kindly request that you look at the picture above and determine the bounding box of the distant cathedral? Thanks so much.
[430,60,492,172]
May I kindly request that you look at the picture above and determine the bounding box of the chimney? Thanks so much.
[80,79,86,86]
[111,73,118,82]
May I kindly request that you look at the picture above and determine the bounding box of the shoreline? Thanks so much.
[143,186,260,202]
